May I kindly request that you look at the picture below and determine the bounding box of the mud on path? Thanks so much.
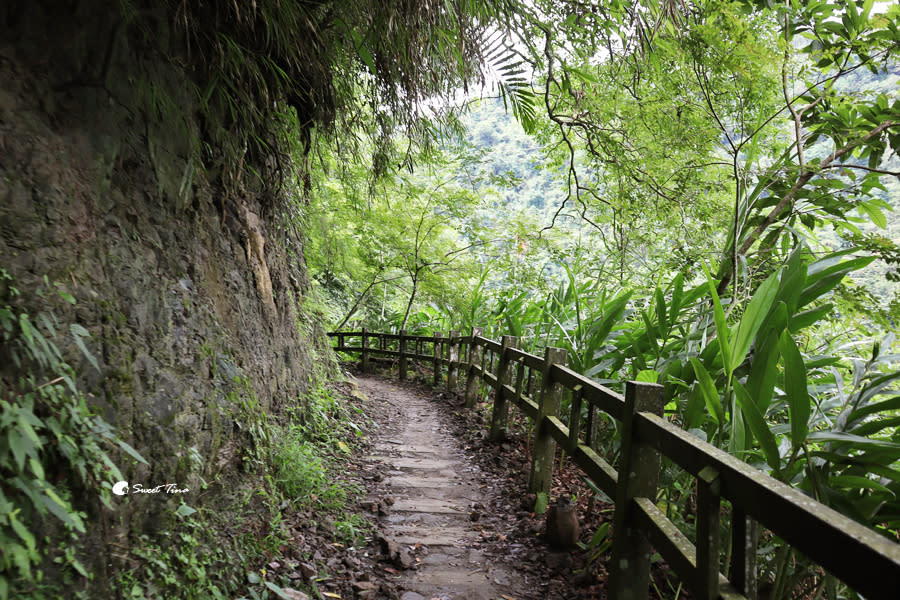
[355,373,548,600]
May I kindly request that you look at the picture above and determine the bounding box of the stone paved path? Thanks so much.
[357,375,536,600]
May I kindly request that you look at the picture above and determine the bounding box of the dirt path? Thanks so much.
[356,374,543,600]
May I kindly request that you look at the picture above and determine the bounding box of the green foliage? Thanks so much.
[119,505,228,600]
[0,271,146,599]
[114,381,368,598]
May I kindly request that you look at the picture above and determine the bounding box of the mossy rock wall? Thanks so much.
[0,0,330,576]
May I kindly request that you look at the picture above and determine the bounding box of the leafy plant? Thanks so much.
[0,272,146,598]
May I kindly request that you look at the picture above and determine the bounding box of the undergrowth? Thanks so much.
[119,380,371,600]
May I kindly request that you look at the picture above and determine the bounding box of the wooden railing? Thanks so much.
[328,328,900,600]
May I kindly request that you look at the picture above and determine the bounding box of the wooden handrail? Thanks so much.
[328,328,900,600]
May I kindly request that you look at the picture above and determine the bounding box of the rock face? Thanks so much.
[0,0,329,579]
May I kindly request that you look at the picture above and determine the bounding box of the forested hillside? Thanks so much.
[2,0,899,598]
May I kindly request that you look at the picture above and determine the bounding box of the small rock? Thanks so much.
[382,496,395,506]
[299,562,316,579]
[278,589,311,600]
[377,533,400,560]
[396,548,416,570]
[353,581,377,591]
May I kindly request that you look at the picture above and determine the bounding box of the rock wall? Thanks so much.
[0,0,330,574]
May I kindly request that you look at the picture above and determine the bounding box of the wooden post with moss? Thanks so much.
[527,346,567,498]
[360,327,370,373]
[447,329,460,392]
[398,329,408,381]
[609,381,665,600]
[432,332,442,386]
[464,327,484,408]
[489,335,518,441]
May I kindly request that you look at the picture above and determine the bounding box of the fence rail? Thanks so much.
[328,328,900,600]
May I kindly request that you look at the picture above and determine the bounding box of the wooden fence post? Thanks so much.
[609,381,665,600]
[567,384,584,452]
[360,327,369,373]
[398,329,408,381]
[489,336,518,441]
[697,466,721,600]
[464,327,484,408]
[730,508,758,599]
[528,347,567,499]
[447,330,460,392]
[433,332,442,386]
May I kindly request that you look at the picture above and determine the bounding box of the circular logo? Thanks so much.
[112,481,129,496]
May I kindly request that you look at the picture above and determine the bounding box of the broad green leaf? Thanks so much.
[850,416,900,437]
[690,358,724,428]
[671,272,684,313]
[655,288,667,331]
[731,271,779,372]
[39,487,85,532]
[8,430,29,472]
[829,475,894,496]
[779,332,809,450]
[847,395,900,424]
[734,380,780,473]
[70,323,100,372]
[8,512,36,551]
[28,457,45,481]
[636,369,658,383]
[702,264,732,379]
[746,302,787,409]
[789,304,833,333]
[807,431,900,449]
[859,202,887,228]
[348,28,376,73]
[729,401,747,455]
[175,503,197,518]
[116,439,149,465]
[685,386,707,430]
